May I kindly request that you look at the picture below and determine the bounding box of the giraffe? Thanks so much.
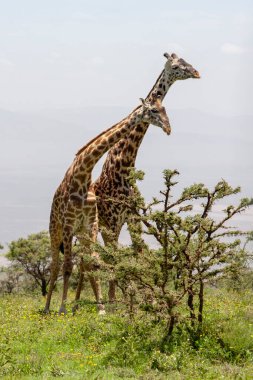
[44,93,171,315]
[78,53,200,303]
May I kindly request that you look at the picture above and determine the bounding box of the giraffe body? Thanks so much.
[44,94,170,314]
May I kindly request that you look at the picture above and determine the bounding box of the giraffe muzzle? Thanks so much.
[163,123,171,135]
[193,71,201,78]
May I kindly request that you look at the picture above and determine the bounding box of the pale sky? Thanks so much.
[0,0,252,115]
[0,1,253,255]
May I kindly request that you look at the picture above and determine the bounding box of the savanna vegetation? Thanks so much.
[0,170,252,379]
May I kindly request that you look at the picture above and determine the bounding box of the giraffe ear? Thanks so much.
[154,91,162,99]
[150,91,162,102]
[164,52,173,69]
[164,52,171,59]
[140,98,146,106]
[140,98,149,109]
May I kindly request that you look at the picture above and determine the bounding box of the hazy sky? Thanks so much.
[0,0,252,115]
[0,1,253,257]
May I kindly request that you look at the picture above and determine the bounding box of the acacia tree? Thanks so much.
[100,170,252,347]
[0,265,23,294]
[6,231,52,296]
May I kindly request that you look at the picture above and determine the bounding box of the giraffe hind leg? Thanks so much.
[44,244,61,313]
[44,217,63,313]
[59,233,73,315]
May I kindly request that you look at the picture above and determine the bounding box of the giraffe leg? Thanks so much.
[127,213,147,254]
[73,237,91,312]
[89,274,105,315]
[44,231,61,313]
[72,258,85,313]
[87,208,105,314]
[101,229,119,304]
[76,248,105,314]
[59,232,73,315]
[44,249,60,313]
[108,280,116,303]
[74,204,105,314]
[74,252,105,314]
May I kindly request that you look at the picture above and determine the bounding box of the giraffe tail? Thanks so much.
[59,242,64,254]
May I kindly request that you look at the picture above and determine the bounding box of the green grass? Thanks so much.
[0,288,253,379]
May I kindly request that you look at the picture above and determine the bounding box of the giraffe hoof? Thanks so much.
[58,306,67,315]
[98,303,106,315]
[72,304,79,314]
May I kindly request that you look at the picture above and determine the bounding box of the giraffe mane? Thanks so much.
[145,70,165,101]
[76,115,130,156]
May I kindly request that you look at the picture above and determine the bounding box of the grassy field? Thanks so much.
[0,288,253,379]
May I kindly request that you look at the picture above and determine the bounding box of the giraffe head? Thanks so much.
[164,52,200,80]
[139,93,171,135]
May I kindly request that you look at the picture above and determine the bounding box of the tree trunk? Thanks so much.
[160,314,176,352]
[41,278,47,296]
[187,288,196,325]
[198,279,204,324]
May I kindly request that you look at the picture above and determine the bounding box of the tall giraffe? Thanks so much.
[84,53,200,302]
[44,93,171,314]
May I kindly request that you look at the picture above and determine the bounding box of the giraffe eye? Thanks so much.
[151,109,158,114]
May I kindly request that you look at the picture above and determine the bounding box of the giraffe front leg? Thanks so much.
[72,258,85,314]
[72,231,94,312]
[89,274,105,315]
[101,229,119,304]
[88,212,105,314]
[74,251,106,314]
[127,212,147,254]
[108,280,116,304]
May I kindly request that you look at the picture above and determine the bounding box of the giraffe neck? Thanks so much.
[97,67,175,174]
[145,67,175,102]
[102,122,149,171]
[69,109,143,185]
